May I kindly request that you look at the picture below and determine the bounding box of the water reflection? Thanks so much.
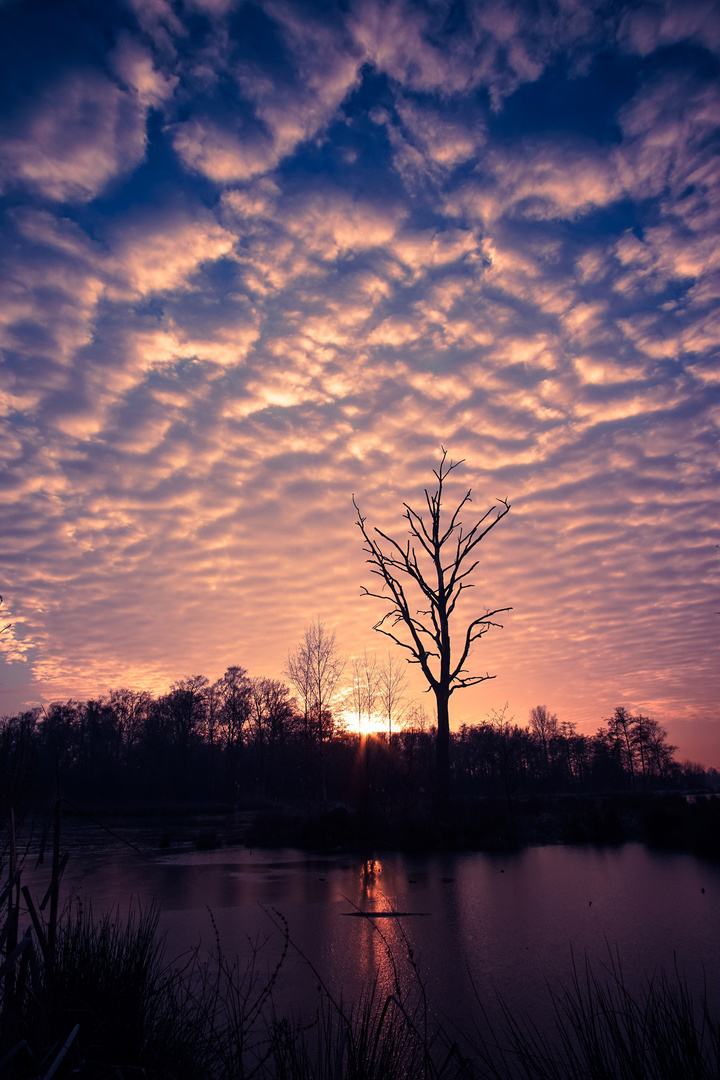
[20,828,720,1032]
[351,859,415,999]
[359,858,382,896]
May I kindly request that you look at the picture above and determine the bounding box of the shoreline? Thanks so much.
[29,789,720,860]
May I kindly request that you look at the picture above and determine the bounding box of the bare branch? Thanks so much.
[1,595,11,635]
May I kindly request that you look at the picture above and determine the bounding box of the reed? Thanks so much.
[461,950,720,1080]
[0,794,212,1077]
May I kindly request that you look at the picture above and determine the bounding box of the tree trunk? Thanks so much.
[435,691,450,808]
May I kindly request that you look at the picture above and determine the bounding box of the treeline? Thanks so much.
[0,669,716,812]
[452,704,718,800]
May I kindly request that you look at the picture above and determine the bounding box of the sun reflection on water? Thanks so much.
[360,858,383,891]
[348,859,418,1001]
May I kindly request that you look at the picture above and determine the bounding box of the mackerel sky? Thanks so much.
[1,0,718,763]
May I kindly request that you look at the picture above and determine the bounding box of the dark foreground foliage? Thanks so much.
[470,952,720,1080]
[2,894,720,1079]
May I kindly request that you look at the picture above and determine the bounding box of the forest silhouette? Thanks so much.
[3,676,718,855]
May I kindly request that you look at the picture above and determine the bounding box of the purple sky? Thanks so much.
[0,0,718,764]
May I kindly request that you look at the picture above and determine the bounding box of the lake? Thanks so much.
[19,817,720,1034]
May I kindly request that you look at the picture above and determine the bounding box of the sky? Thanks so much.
[0,0,718,764]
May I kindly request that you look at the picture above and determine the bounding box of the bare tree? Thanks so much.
[354,449,510,806]
[248,676,296,790]
[284,618,345,800]
[285,619,345,742]
[348,657,364,732]
[404,701,429,733]
[605,706,637,789]
[215,666,252,796]
[284,640,313,741]
[168,675,208,746]
[216,666,252,751]
[109,687,153,766]
[350,648,381,734]
[529,704,558,782]
[490,702,517,811]
[378,650,408,739]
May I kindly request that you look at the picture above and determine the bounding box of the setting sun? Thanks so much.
[343,711,393,738]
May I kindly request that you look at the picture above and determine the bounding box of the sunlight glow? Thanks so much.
[342,710,391,737]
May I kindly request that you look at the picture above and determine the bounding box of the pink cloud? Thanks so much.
[126,0,185,57]
[245,3,361,141]
[172,5,363,184]
[0,210,104,378]
[618,75,720,212]
[619,0,720,56]
[172,119,280,182]
[109,35,179,108]
[350,0,453,93]
[395,99,482,167]
[283,193,403,258]
[457,142,624,225]
[349,0,562,105]
[0,72,148,202]
[109,213,237,296]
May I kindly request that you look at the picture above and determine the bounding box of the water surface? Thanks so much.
[22,822,720,1030]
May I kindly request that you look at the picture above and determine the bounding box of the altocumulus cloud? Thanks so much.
[0,0,718,763]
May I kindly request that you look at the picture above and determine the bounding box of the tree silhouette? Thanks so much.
[285,618,345,800]
[378,650,408,739]
[349,648,380,733]
[354,449,510,806]
[530,704,558,784]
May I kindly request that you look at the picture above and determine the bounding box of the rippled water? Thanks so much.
[20,818,720,1030]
